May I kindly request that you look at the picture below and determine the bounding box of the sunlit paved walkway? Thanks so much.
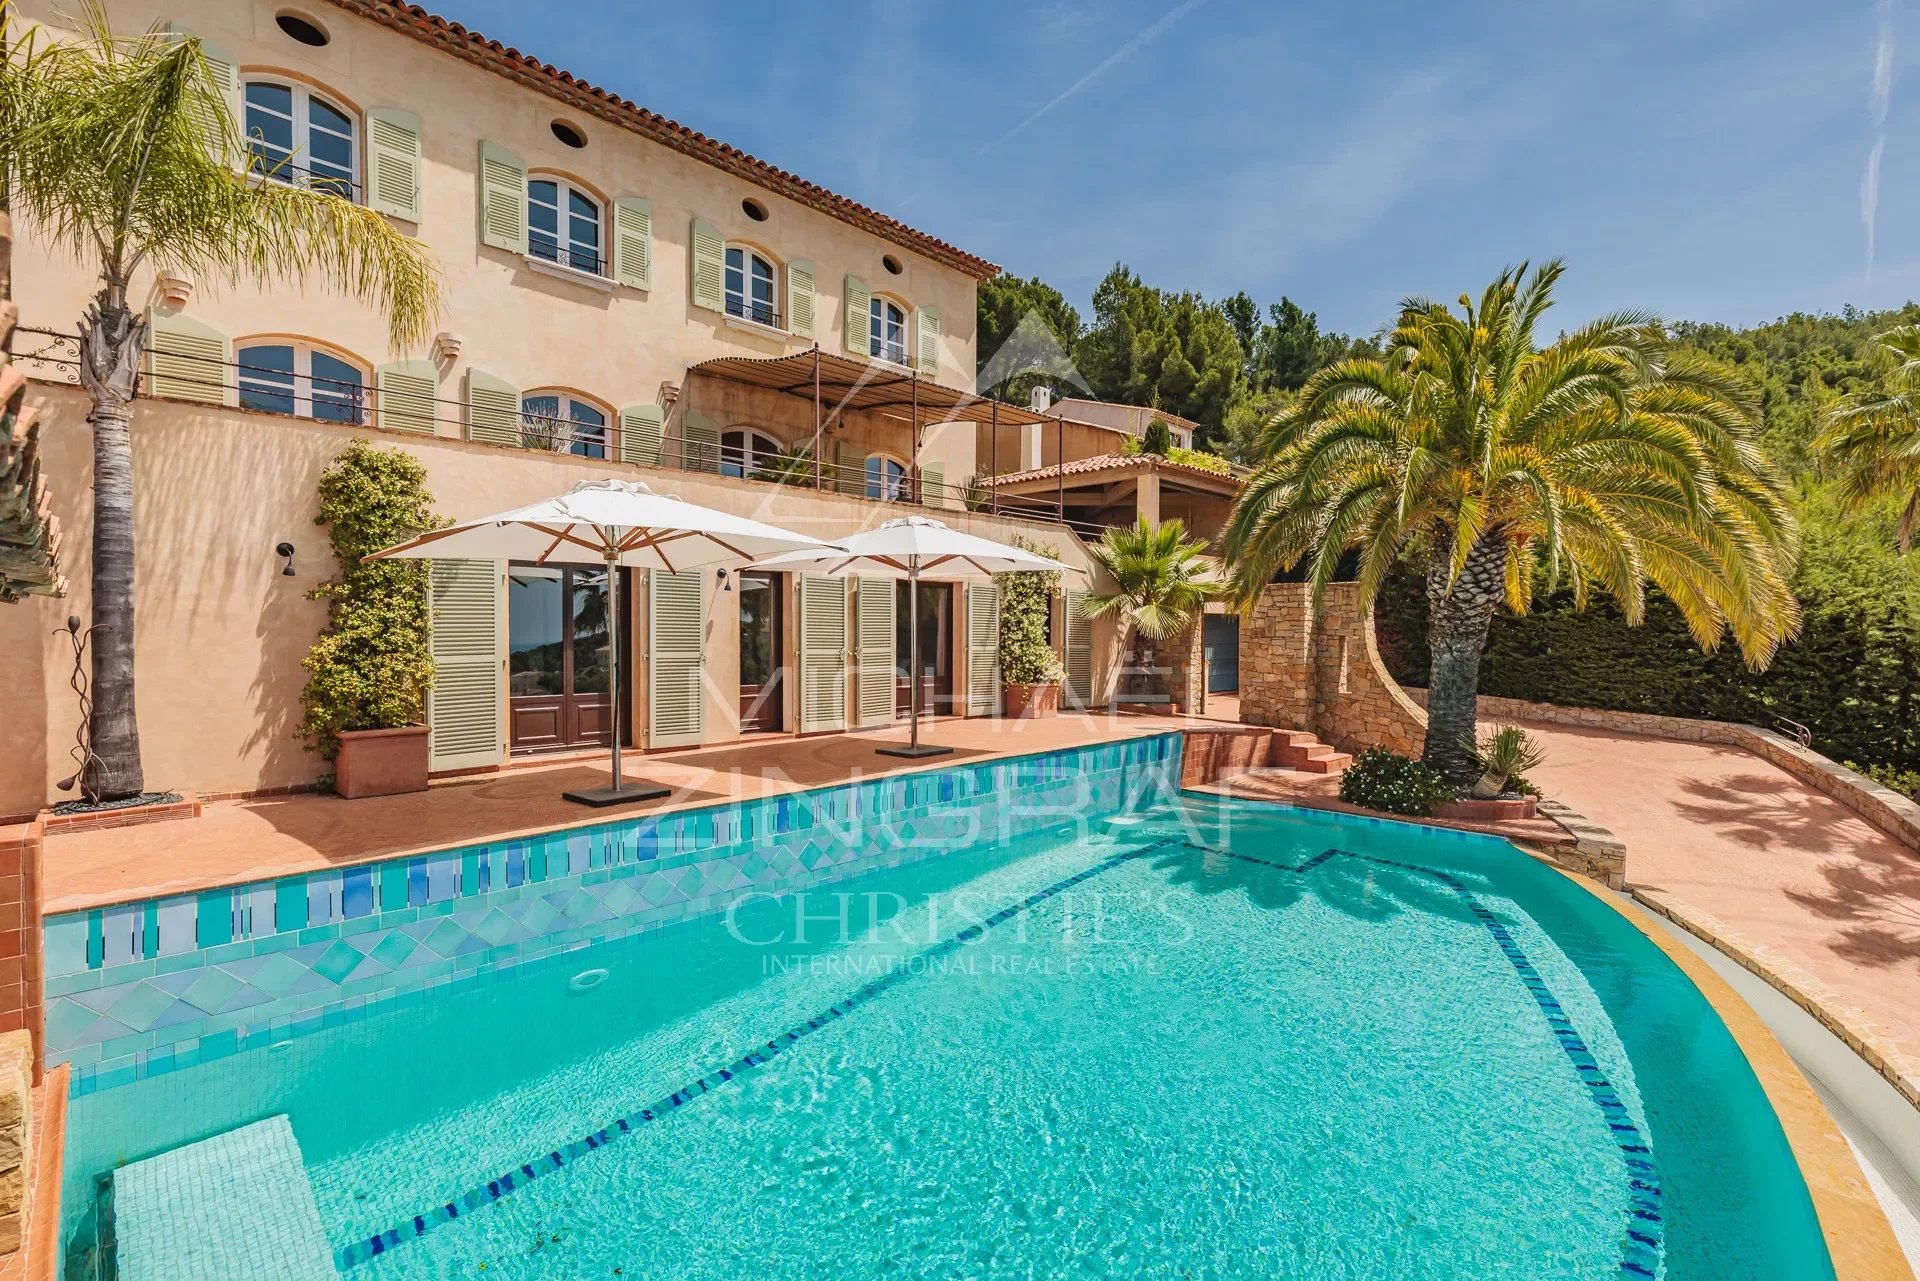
[1520,720,1920,1064]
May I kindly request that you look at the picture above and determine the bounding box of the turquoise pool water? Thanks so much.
[64,796,1830,1279]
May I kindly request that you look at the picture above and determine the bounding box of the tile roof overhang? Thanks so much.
[985,452,1244,495]
[686,350,1052,427]
[317,1,1000,280]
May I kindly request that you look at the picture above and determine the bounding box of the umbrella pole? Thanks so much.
[877,557,952,760]
[563,548,670,807]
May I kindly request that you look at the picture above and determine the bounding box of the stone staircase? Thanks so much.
[1268,729,1352,775]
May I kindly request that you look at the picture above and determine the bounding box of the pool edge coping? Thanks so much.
[1550,861,1910,1281]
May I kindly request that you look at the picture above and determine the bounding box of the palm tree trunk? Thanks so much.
[1422,532,1507,786]
[76,290,147,801]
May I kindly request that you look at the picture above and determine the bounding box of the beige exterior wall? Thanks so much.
[11,0,980,483]
[0,389,1119,817]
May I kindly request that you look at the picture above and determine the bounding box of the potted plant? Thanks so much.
[298,442,441,797]
[998,538,1064,717]
[1462,725,1546,799]
[1081,517,1222,710]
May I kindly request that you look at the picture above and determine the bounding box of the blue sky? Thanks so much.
[437,0,1913,337]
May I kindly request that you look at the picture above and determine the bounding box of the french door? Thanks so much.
[738,571,785,733]
[507,563,622,752]
[895,581,953,717]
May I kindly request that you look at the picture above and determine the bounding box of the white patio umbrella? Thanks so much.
[369,478,842,807]
[752,516,1076,759]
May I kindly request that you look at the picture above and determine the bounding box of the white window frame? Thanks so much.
[521,390,612,459]
[241,78,358,200]
[866,452,910,502]
[235,340,369,423]
[869,296,908,366]
[527,175,606,277]
[720,428,785,478]
[724,246,781,329]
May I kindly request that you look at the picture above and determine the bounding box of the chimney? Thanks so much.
[1029,385,1052,413]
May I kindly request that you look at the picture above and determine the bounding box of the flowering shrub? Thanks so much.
[1338,748,1454,816]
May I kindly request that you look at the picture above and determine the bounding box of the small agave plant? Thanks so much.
[1461,725,1546,800]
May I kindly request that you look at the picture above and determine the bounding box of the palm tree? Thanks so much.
[1223,261,1799,784]
[1817,324,1920,552]
[0,6,438,800]
[1080,516,1222,700]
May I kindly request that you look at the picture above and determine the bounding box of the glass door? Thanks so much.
[738,571,784,733]
[895,581,952,717]
[507,563,616,752]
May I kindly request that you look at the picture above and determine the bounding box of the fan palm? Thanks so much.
[0,5,439,799]
[1817,324,1920,552]
[1223,261,1798,783]
[1080,517,1222,697]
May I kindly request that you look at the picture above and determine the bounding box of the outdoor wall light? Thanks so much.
[715,567,732,592]
[275,542,297,577]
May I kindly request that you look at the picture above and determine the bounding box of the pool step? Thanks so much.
[112,1115,336,1281]
[1269,733,1352,775]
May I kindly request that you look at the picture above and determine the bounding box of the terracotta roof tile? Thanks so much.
[317,1,1000,280]
[986,453,1243,488]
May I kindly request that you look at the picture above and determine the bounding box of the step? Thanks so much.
[1268,729,1323,748]
[1292,752,1352,775]
[113,1115,335,1281]
[1272,742,1344,766]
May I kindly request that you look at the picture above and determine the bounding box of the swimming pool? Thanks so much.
[54,738,1832,1278]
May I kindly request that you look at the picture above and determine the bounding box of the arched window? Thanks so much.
[720,428,785,479]
[866,453,909,501]
[236,341,366,422]
[724,247,778,327]
[243,79,356,199]
[521,392,609,459]
[528,177,604,275]
[869,297,907,365]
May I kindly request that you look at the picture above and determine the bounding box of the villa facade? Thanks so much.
[0,0,1130,815]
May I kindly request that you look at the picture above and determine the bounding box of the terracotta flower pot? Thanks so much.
[1003,683,1059,719]
[334,724,430,798]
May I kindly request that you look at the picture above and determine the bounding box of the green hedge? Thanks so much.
[1374,518,1920,775]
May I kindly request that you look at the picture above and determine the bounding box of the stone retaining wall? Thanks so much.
[1240,583,1427,757]
[1406,690,1920,856]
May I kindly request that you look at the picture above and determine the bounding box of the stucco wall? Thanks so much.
[1240,582,1427,756]
[0,385,1115,817]
[11,0,980,448]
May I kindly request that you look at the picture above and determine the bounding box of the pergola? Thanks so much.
[685,349,1069,514]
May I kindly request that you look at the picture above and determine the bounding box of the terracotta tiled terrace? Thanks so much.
[40,705,1240,914]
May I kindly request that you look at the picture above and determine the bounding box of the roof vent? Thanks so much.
[1029,386,1051,413]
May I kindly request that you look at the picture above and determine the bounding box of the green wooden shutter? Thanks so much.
[648,569,706,749]
[854,577,895,727]
[835,440,861,495]
[428,559,504,770]
[613,197,653,289]
[798,575,848,733]
[365,108,422,221]
[844,275,870,354]
[463,368,519,445]
[920,461,945,508]
[966,583,1001,716]
[145,311,230,404]
[376,359,440,434]
[164,25,239,161]
[689,217,725,311]
[915,306,941,377]
[681,410,720,472]
[787,259,816,338]
[1063,589,1093,708]
[618,404,664,466]
[477,140,527,253]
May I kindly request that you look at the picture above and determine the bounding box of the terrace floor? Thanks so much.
[1519,720,1920,1066]
[40,705,1238,914]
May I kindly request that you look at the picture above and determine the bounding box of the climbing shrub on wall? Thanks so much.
[298,442,441,760]
[999,537,1064,684]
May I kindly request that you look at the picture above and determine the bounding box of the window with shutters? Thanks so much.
[720,429,785,479]
[242,79,357,199]
[236,340,367,423]
[521,391,610,459]
[724,246,781,328]
[869,296,908,365]
[865,453,910,502]
[527,176,604,276]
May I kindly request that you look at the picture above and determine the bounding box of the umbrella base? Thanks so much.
[562,781,672,808]
[875,744,955,759]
